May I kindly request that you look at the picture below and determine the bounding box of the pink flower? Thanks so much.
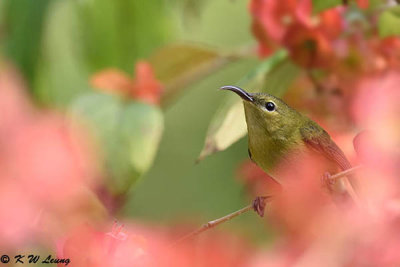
[61,222,251,267]
[0,64,102,247]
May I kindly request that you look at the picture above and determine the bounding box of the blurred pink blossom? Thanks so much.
[0,65,103,248]
[61,222,251,267]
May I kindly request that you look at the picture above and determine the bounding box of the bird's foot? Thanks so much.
[252,196,269,217]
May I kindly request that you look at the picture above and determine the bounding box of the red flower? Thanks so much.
[376,37,400,69]
[282,24,334,67]
[90,61,163,105]
[356,0,369,9]
[249,0,343,68]
[131,61,163,105]
[318,8,343,40]
[250,0,311,43]
[250,0,312,57]
[90,69,132,95]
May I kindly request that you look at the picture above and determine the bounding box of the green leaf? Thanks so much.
[2,0,51,86]
[198,51,300,161]
[70,92,164,194]
[34,0,90,106]
[378,6,400,38]
[117,103,164,180]
[34,0,177,107]
[312,0,340,13]
[261,56,301,96]
[176,0,208,23]
[148,43,240,107]
[77,0,176,73]
[197,98,247,162]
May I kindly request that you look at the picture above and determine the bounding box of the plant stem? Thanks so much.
[171,204,253,245]
[330,165,362,181]
[172,166,362,245]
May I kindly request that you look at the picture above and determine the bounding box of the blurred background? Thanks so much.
[0,0,269,242]
[2,0,400,266]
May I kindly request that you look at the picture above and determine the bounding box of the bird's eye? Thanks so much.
[265,101,275,111]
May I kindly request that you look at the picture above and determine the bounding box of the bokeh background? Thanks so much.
[1,0,267,238]
[2,0,400,266]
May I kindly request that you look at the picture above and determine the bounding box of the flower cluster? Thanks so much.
[248,0,400,73]
[250,0,344,67]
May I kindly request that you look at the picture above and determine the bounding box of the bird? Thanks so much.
[221,85,358,216]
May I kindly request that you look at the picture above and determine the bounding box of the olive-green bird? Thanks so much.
[221,85,358,216]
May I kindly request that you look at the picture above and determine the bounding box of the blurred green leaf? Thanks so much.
[262,55,301,96]
[149,44,219,84]
[34,0,90,106]
[34,0,177,107]
[368,0,388,10]
[378,6,400,38]
[198,50,301,161]
[149,43,242,107]
[2,0,50,85]
[312,0,340,13]
[70,92,164,194]
[173,0,208,24]
[117,103,164,180]
[77,0,175,73]
[197,99,247,162]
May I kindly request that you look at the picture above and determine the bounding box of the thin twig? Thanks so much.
[172,204,254,245]
[329,165,362,182]
[172,166,362,245]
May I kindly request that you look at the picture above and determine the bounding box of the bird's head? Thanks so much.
[220,85,301,135]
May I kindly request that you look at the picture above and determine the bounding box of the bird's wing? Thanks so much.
[300,122,359,203]
[300,123,351,171]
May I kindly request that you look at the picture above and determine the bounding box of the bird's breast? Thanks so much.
[248,133,298,180]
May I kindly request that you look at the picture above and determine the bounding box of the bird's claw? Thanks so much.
[253,196,268,217]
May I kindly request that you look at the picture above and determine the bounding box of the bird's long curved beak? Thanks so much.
[220,85,254,102]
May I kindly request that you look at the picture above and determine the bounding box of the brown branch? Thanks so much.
[172,166,362,245]
[171,204,254,245]
[329,165,362,182]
